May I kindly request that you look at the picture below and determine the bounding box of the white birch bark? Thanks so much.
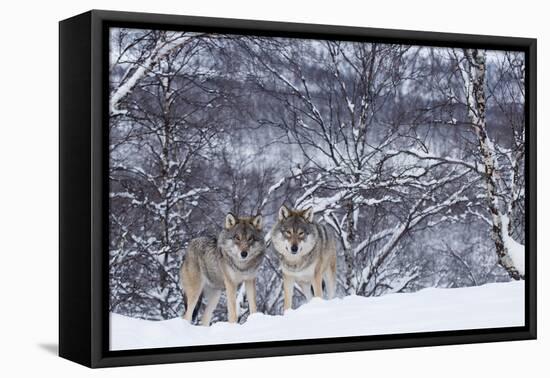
[461,49,524,280]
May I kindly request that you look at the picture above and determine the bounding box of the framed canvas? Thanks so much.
[59,10,537,368]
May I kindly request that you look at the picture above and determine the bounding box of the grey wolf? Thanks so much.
[180,213,265,325]
[271,205,337,311]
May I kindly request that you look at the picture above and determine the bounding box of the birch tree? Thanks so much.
[109,29,209,116]
[457,49,524,280]
[109,31,232,319]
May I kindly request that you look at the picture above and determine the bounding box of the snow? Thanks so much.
[346,99,355,113]
[260,177,286,208]
[110,281,524,351]
[302,190,348,213]
[505,238,525,276]
[501,215,525,275]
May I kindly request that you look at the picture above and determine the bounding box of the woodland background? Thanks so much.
[108,28,526,322]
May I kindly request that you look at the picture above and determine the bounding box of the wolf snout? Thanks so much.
[240,250,248,258]
[290,245,298,254]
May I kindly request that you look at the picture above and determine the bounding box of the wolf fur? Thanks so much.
[180,213,265,325]
[271,205,337,311]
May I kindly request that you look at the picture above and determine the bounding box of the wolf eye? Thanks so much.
[298,231,304,237]
[283,230,291,236]
[234,235,241,241]
[247,236,254,242]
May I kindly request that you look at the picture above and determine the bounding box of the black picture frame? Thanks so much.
[59,9,537,368]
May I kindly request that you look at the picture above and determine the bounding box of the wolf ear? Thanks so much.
[251,214,263,230]
[278,205,291,221]
[302,207,314,222]
[225,213,237,229]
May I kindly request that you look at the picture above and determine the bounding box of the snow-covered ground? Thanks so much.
[110,281,524,350]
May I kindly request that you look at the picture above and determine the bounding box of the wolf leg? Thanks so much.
[324,269,336,299]
[325,251,337,299]
[283,274,295,311]
[312,270,323,298]
[245,279,257,314]
[224,276,238,323]
[183,278,203,323]
[201,288,222,326]
[180,254,204,322]
[298,281,312,301]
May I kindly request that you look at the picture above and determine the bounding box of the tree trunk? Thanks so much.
[344,201,356,294]
[463,49,523,280]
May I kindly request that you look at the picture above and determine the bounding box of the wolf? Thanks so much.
[271,205,337,311]
[180,213,265,325]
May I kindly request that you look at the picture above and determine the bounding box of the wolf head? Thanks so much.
[218,213,265,262]
[272,205,317,259]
